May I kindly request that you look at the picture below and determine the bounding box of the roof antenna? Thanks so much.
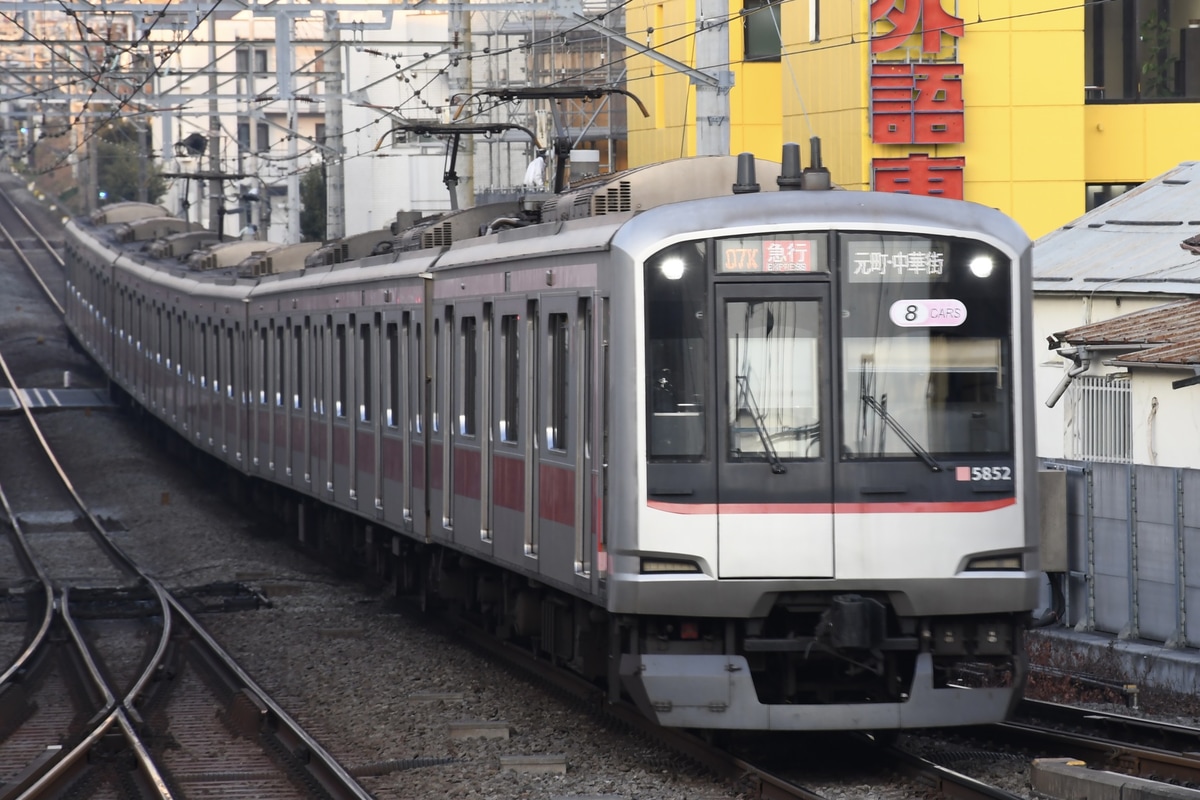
[732,152,760,194]
[778,142,804,191]
[803,137,832,191]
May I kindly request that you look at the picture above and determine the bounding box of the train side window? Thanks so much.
[547,312,569,452]
[459,316,477,436]
[386,322,399,428]
[500,314,520,443]
[359,321,372,423]
[335,322,347,418]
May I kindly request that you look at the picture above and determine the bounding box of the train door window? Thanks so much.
[359,321,373,422]
[459,316,477,436]
[226,326,236,399]
[316,323,326,416]
[725,300,822,460]
[500,314,520,443]
[547,312,569,452]
[175,316,183,375]
[156,308,164,364]
[386,322,399,428]
[275,326,285,406]
[414,321,423,433]
[335,323,347,418]
[164,311,172,370]
[293,324,304,410]
[259,326,269,404]
[433,316,442,433]
[199,322,208,388]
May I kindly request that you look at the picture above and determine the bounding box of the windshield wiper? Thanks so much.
[736,375,787,474]
[861,394,944,472]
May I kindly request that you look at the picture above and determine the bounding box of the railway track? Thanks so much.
[0,192,373,798]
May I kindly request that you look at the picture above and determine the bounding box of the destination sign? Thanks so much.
[717,235,827,274]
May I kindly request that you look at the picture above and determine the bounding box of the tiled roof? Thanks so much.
[1050,299,1200,366]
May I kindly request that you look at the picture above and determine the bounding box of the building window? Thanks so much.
[257,122,270,153]
[744,0,782,62]
[1066,375,1131,464]
[1086,183,1139,211]
[1086,0,1200,100]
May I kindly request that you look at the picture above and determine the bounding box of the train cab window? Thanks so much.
[500,314,520,443]
[839,233,1013,458]
[335,323,347,418]
[547,313,569,451]
[726,300,822,460]
[459,316,477,436]
[644,241,708,460]
[359,322,372,423]
[386,322,400,428]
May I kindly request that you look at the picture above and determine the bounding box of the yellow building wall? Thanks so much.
[626,0,1197,240]
[1084,103,1200,182]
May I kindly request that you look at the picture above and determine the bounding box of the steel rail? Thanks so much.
[0,187,65,316]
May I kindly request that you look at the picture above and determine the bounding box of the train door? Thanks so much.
[380,315,407,530]
[408,311,428,539]
[310,319,328,495]
[354,314,380,513]
[490,298,527,566]
[449,302,488,555]
[332,316,353,507]
[713,283,834,578]
[533,296,577,581]
[436,307,453,542]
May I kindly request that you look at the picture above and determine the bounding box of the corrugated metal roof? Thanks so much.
[1033,161,1200,295]
[1051,298,1200,366]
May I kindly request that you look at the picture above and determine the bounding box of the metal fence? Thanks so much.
[1064,375,1132,464]
[1047,459,1200,647]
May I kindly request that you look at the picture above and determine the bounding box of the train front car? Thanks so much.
[607,188,1037,731]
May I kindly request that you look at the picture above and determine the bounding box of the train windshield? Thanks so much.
[840,233,1012,459]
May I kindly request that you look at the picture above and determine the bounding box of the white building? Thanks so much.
[1034,161,1200,468]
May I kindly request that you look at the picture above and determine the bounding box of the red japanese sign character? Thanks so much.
[872,154,965,199]
[870,0,964,54]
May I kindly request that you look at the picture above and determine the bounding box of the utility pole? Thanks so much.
[447,3,473,207]
[275,14,302,244]
[324,10,345,241]
[208,15,222,235]
[693,0,733,156]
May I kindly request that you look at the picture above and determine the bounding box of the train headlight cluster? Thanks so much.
[968,256,994,278]
[965,553,1022,571]
[659,257,686,281]
[640,557,702,574]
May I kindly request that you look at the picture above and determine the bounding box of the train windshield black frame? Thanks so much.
[645,241,709,461]
[839,233,1013,460]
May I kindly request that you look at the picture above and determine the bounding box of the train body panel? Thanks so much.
[62,152,1041,732]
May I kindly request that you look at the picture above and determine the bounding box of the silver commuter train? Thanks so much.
[63,150,1039,731]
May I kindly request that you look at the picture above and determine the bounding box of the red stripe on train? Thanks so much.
[647,498,1016,515]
